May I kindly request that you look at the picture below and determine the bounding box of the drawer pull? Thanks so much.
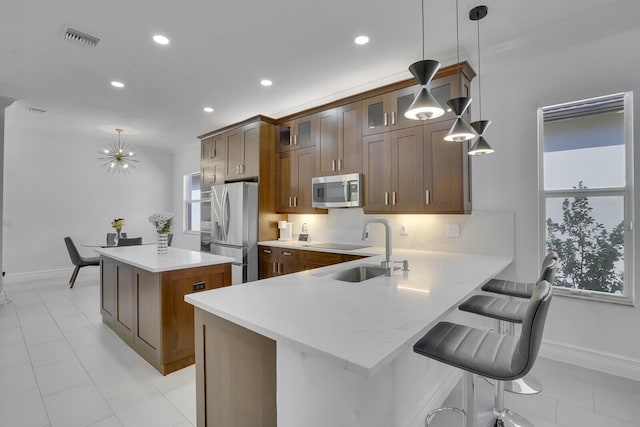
[263,249,272,254]
[282,251,292,256]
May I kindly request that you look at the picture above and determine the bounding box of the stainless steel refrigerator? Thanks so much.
[208,181,258,285]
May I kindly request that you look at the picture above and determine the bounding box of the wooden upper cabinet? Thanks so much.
[423,119,471,213]
[201,134,226,161]
[276,146,319,213]
[278,115,315,152]
[363,132,392,212]
[316,102,363,176]
[315,108,339,176]
[363,126,424,213]
[227,121,259,180]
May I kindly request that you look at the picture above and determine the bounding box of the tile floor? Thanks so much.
[1,273,640,427]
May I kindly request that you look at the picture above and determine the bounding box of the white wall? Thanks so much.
[469,26,640,370]
[2,107,174,277]
[171,141,201,251]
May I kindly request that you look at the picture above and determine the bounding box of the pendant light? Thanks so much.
[468,5,495,156]
[99,129,139,174]
[405,0,445,121]
[444,0,476,142]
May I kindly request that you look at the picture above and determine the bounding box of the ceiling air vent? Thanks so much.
[62,26,100,48]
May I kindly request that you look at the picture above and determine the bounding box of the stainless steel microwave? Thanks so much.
[312,173,362,208]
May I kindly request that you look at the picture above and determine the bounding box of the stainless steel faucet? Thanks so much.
[362,218,408,275]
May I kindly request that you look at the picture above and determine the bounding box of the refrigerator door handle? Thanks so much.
[223,186,231,241]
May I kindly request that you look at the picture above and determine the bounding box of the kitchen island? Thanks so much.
[185,248,511,427]
[96,245,233,374]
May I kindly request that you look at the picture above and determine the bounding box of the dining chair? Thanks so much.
[106,232,128,246]
[117,237,142,246]
[64,237,100,288]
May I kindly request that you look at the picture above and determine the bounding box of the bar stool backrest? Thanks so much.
[512,280,553,378]
[538,251,559,284]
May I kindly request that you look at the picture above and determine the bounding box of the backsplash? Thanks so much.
[286,209,515,258]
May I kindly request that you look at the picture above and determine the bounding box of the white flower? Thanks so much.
[149,212,174,233]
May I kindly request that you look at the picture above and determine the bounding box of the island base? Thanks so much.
[100,259,231,375]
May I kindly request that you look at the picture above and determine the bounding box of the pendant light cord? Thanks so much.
[421,0,425,60]
[455,0,462,96]
[476,17,482,119]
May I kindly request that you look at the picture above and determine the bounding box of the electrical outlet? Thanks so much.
[446,224,460,238]
[400,224,409,236]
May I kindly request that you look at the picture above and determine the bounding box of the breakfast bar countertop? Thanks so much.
[185,248,512,377]
[95,245,234,273]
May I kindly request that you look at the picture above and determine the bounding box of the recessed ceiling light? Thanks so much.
[110,81,125,88]
[153,35,170,45]
[203,107,214,113]
[354,35,370,45]
[260,79,273,87]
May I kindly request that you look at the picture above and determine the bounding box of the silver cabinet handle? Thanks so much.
[294,134,298,145]
[384,192,389,206]
[338,159,342,170]
[289,135,293,146]
[272,262,277,274]
[263,249,272,254]
[282,251,292,256]
[278,263,282,274]
[392,191,396,206]
[383,113,388,127]
[391,111,396,125]
[210,173,216,184]
[294,197,298,207]
[289,197,292,208]
[425,190,430,205]
[332,160,336,171]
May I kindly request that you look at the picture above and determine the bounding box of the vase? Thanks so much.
[114,230,122,246]
[157,233,169,254]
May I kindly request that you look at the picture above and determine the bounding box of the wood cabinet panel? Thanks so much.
[276,151,294,213]
[363,132,391,212]
[195,309,276,427]
[316,108,339,176]
[135,269,161,363]
[115,263,135,337]
[391,126,424,212]
[100,258,116,326]
[258,246,367,279]
[337,102,363,174]
[294,146,316,211]
[276,146,319,213]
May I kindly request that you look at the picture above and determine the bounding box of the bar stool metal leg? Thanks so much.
[490,380,534,427]
[424,372,475,427]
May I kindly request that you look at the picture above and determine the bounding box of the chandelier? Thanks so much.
[99,129,139,174]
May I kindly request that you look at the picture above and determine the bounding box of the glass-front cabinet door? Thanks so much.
[362,94,391,136]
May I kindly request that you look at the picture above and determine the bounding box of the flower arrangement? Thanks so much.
[111,218,125,232]
[149,212,174,234]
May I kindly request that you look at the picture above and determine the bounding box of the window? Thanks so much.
[538,93,634,304]
[184,172,201,233]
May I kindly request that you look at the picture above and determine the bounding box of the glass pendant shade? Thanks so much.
[468,136,494,155]
[405,87,446,120]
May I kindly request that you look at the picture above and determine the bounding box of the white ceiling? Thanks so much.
[1,0,637,151]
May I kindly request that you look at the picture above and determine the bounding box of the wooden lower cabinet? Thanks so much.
[194,309,276,427]
[100,260,232,374]
[258,246,366,279]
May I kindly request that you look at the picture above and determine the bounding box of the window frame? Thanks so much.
[183,172,202,234]
[537,92,635,305]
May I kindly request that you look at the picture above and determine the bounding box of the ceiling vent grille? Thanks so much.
[62,26,100,48]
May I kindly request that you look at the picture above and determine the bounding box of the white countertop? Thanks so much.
[95,245,234,273]
[185,248,511,377]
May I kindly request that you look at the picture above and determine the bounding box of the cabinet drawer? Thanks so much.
[259,246,277,261]
[277,248,299,261]
[300,251,342,265]
[341,254,367,263]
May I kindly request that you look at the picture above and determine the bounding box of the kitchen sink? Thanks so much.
[318,264,398,283]
[306,242,371,251]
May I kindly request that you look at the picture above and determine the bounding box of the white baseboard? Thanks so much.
[3,267,99,283]
[540,339,640,382]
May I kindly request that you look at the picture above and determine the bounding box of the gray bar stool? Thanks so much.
[467,251,558,395]
[413,280,553,427]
